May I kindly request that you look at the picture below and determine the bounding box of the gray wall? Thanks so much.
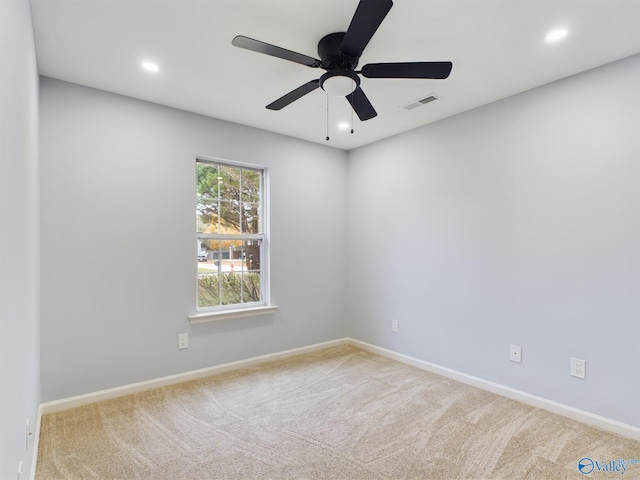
[347,54,640,427]
[39,54,639,429]
[39,78,348,401]
[0,0,41,478]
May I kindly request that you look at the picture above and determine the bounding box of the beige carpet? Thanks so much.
[36,345,640,479]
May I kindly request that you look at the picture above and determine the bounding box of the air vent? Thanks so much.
[401,93,440,110]
[419,95,438,104]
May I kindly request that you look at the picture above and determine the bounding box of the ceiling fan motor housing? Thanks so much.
[318,32,359,71]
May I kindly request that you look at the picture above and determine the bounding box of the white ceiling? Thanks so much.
[31,0,640,150]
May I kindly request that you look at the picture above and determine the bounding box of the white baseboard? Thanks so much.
[39,338,350,415]
[348,338,640,441]
[37,336,639,442]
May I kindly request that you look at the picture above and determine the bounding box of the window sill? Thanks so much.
[188,305,279,324]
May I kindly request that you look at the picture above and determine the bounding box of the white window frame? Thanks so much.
[189,156,276,323]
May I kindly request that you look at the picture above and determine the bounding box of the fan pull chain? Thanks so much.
[351,79,355,134]
[326,93,330,141]
[351,107,354,134]
[351,81,357,135]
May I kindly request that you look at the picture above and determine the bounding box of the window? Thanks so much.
[195,158,269,314]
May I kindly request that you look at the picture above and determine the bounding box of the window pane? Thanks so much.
[244,239,261,272]
[242,170,261,203]
[242,273,261,303]
[196,163,221,233]
[219,165,240,202]
[198,273,220,308]
[219,200,241,235]
[198,239,220,307]
[243,239,261,303]
[196,163,220,197]
[221,273,242,305]
[222,240,243,305]
[198,239,219,261]
[242,203,260,234]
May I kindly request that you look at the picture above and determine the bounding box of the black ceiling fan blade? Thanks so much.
[361,62,453,79]
[232,36,321,68]
[345,86,377,121]
[340,0,393,59]
[266,80,320,110]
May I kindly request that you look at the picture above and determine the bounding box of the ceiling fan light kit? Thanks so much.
[232,0,452,129]
[320,70,359,96]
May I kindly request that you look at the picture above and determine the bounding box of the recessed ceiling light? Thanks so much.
[338,122,350,130]
[141,61,159,73]
[545,28,568,44]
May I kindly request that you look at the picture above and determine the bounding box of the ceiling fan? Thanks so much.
[232,0,453,122]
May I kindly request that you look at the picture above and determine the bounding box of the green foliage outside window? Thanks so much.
[198,273,261,307]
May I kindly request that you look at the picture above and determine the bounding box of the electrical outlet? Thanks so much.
[391,318,399,333]
[510,345,522,363]
[571,358,585,378]
[178,333,188,349]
